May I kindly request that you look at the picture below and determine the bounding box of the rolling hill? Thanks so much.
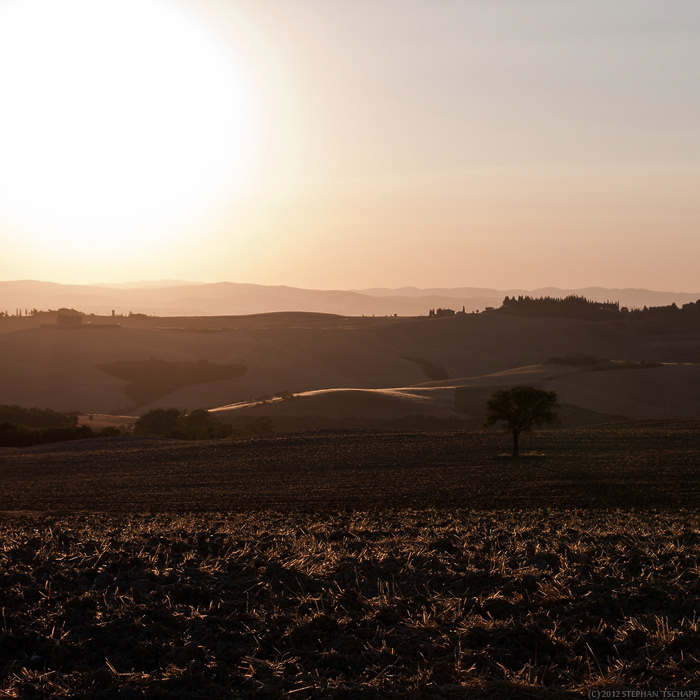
[1,309,700,427]
[210,361,700,430]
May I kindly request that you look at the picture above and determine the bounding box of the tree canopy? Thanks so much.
[499,294,619,318]
[484,386,560,457]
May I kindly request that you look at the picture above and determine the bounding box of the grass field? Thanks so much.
[2,422,700,697]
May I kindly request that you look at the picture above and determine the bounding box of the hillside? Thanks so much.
[1,309,700,426]
[211,361,700,430]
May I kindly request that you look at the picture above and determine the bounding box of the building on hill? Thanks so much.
[57,312,83,326]
[428,307,456,318]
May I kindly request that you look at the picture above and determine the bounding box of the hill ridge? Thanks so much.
[2,280,699,317]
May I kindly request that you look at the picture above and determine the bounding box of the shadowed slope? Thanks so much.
[211,360,700,430]
[1,312,699,417]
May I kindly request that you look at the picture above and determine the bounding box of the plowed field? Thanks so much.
[2,422,700,698]
[2,421,700,511]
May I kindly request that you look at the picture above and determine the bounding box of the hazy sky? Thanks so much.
[1,0,699,291]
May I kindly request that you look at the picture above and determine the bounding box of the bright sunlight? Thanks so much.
[0,0,261,257]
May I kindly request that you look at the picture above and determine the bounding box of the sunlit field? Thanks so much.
[3,510,700,698]
[3,423,700,696]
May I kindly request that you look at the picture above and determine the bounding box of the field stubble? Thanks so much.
[2,423,700,697]
[3,510,700,698]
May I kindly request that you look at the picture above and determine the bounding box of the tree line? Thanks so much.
[499,295,620,318]
[497,294,700,322]
[132,408,273,440]
[0,404,274,447]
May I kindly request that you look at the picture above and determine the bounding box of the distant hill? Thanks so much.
[1,280,699,318]
[356,285,700,311]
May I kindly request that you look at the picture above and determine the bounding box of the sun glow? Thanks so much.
[0,0,262,258]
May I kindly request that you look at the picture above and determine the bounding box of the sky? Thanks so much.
[0,0,699,291]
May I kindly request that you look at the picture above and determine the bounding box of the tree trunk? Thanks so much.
[512,429,519,458]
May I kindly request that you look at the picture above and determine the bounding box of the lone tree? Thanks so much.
[484,385,560,457]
